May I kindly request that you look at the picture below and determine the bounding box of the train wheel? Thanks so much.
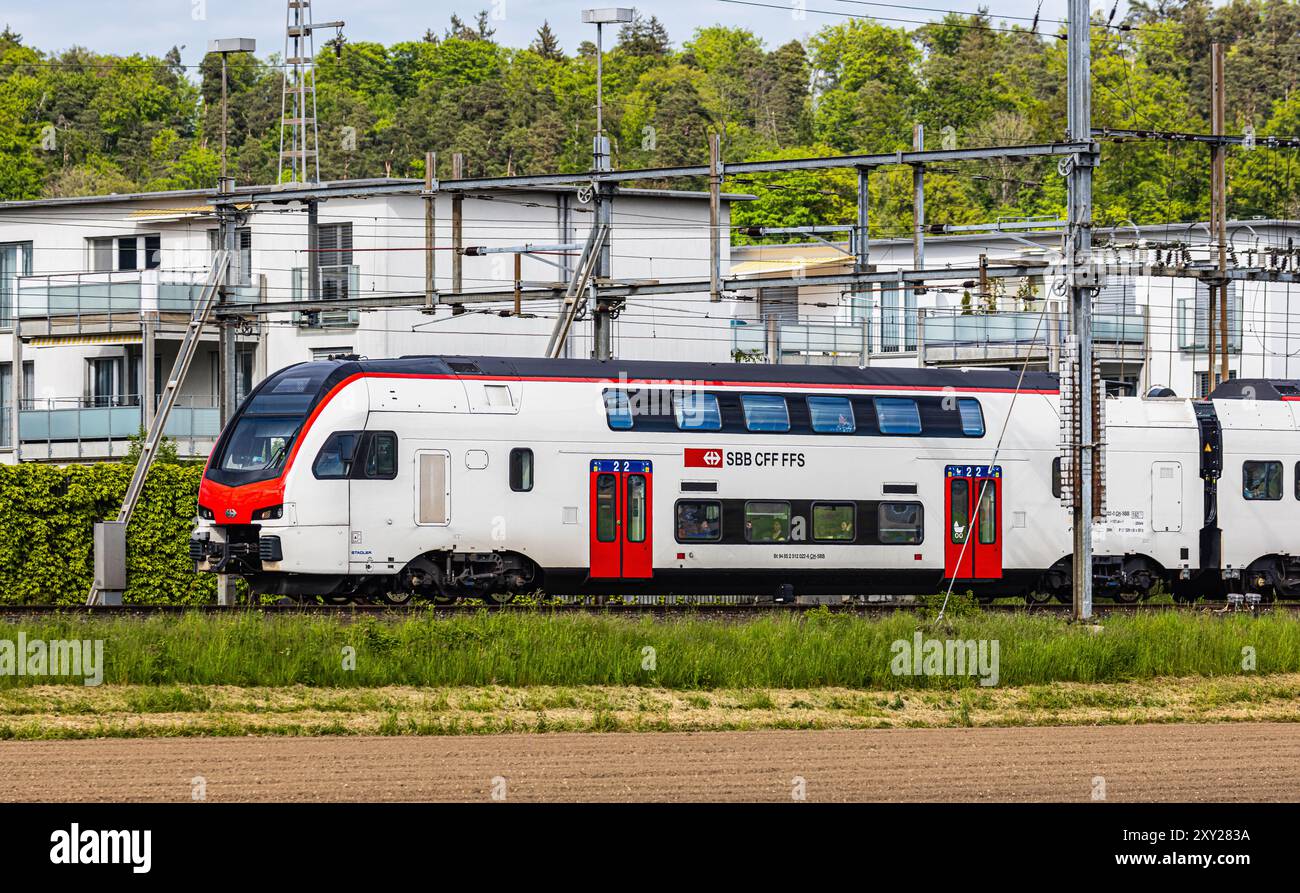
[376,590,416,607]
[1113,589,1142,604]
[481,591,517,605]
[322,595,352,605]
[1025,589,1053,606]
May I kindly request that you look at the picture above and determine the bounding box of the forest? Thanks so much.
[2,1,1300,238]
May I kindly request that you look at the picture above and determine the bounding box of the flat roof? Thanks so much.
[0,178,754,212]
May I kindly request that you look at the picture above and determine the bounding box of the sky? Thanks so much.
[3,0,1097,68]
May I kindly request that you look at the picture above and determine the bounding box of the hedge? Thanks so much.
[0,463,213,605]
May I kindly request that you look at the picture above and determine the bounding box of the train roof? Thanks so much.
[331,355,1063,392]
[1209,379,1300,401]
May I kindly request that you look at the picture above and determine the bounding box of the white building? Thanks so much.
[728,220,1300,399]
[0,178,743,462]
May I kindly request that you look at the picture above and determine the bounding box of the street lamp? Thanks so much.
[581,8,633,171]
[208,38,257,193]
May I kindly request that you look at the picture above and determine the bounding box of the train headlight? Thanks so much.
[252,505,284,521]
[197,505,214,520]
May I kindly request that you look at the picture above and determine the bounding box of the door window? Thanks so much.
[626,474,647,543]
[977,483,997,543]
[595,473,618,542]
[950,478,969,543]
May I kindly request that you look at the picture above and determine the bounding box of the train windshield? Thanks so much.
[206,363,343,486]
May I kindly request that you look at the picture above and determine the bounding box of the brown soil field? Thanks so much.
[1,722,1296,802]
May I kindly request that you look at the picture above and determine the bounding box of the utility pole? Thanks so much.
[210,38,255,608]
[279,1,343,184]
[1210,42,1230,390]
[582,8,632,360]
[912,123,925,295]
[708,132,722,302]
[855,166,872,364]
[424,151,436,310]
[1066,0,1096,620]
[451,153,464,297]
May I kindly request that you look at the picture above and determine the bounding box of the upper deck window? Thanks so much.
[603,390,633,429]
[741,394,790,432]
[875,397,922,435]
[674,392,721,431]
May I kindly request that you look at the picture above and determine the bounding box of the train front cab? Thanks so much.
[191,360,363,590]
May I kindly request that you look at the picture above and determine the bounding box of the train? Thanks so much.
[189,355,1300,604]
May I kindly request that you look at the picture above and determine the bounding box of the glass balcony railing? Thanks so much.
[12,270,258,331]
[732,308,1146,365]
[18,395,220,455]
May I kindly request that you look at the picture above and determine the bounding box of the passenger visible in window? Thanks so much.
[768,519,786,542]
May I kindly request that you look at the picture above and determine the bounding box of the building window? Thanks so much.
[208,228,253,286]
[875,397,922,435]
[807,396,855,433]
[744,501,791,543]
[0,242,33,327]
[90,235,162,272]
[812,503,855,542]
[674,392,721,431]
[509,448,534,492]
[1179,283,1242,352]
[675,500,722,542]
[757,286,798,323]
[313,431,361,479]
[88,357,125,407]
[741,394,790,432]
[1194,370,1237,398]
[1243,460,1282,501]
[879,502,924,544]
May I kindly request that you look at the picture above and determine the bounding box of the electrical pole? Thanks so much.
[210,38,254,608]
[424,151,436,310]
[1211,42,1230,390]
[582,9,632,360]
[1067,0,1096,621]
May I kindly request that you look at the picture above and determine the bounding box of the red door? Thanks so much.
[943,465,1003,580]
[589,459,653,579]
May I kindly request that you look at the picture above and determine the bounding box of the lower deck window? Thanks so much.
[812,503,855,541]
[1243,460,1282,501]
[879,502,924,544]
[745,501,791,543]
[676,500,721,542]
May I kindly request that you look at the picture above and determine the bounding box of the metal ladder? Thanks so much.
[545,223,609,358]
[86,251,231,605]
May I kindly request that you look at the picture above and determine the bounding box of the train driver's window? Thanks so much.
[509,448,534,492]
[807,396,855,433]
[604,389,633,429]
[741,394,790,432]
[363,432,398,480]
[1243,460,1282,500]
[879,502,924,544]
[674,392,721,431]
[1051,456,1062,499]
[875,398,922,435]
[744,501,791,542]
[313,431,361,479]
[1295,462,1300,500]
[675,501,721,542]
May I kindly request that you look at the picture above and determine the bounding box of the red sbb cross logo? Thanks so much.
[685,448,723,468]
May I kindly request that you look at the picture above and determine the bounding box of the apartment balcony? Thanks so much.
[920,308,1146,366]
[11,270,258,339]
[730,308,1147,369]
[10,395,219,461]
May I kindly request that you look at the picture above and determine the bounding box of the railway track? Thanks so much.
[0,600,1296,619]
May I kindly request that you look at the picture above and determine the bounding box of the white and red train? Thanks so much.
[190,356,1300,603]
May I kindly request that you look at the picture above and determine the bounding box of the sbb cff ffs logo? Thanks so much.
[685,448,724,468]
[684,449,806,468]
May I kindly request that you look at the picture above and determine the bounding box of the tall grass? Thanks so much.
[0,609,1297,690]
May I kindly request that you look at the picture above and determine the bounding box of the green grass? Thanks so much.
[0,608,1297,690]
